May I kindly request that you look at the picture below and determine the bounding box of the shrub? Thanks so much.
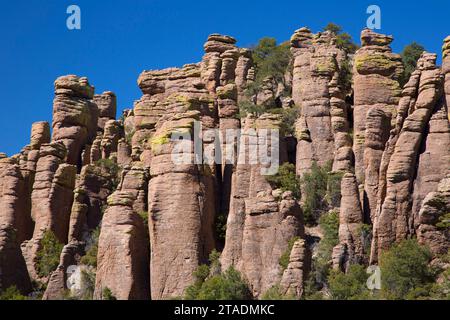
[95,158,121,191]
[358,224,373,260]
[380,239,435,300]
[238,37,292,118]
[260,284,296,300]
[80,269,96,300]
[138,211,149,228]
[81,228,100,268]
[304,210,340,298]
[195,267,252,300]
[266,163,301,199]
[315,211,340,275]
[102,287,117,300]
[326,171,344,207]
[0,286,27,300]
[251,38,292,86]
[436,212,450,230]
[184,252,251,300]
[268,107,300,137]
[400,42,425,86]
[328,264,371,300]
[238,100,266,118]
[430,268,450,300]
[300,161,332,224]
[215,213,228,244]
[279,237,301,271]
[299,161,343,225]
[324,23,359,54]
[184,265,211,300]
[36,231,64,278]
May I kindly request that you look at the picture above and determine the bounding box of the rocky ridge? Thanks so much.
[0,28,449,300]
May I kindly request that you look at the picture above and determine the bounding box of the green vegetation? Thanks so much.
[430,267,450,299]
[324,23,359,54]
[300,161,342,225]
[399,42,425,86]
[380,239,435,300]
[315,211,340,278]
[436,212,450,230]
[251,37,292,86]
[0,286,28,300]
[260,285,296,300]
[184,251,251,300]
[36,231,64,278]
[95,158,121,191]
[138,211,149,228]
[339,60,353,93]
[304,210,340,299]
[266,163,301,199]
[268,107,300,136]
[215,213,228,244]
[238,100,267,118]
[102,287,117,300]
[359,224,373,260]
[328,264,371,300]
[238,37,292,119]
[125,129,135,145]
[279,237,301,271]
[81,228,100,268]
[191,267,251,300]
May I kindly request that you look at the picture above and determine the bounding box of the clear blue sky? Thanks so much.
[1,0,449,156]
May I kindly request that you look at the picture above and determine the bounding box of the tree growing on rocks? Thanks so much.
[399,42,425,86]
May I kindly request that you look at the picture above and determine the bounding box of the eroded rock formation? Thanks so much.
[353,29,403,186]
[0,28,449,302]
[371,53,446,262]
[95,191,150,300]
[52,75,98,167]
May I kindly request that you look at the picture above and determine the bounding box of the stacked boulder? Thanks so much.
[371,53,447,261]
[52,75,98,167]
[352,29,403,191]
[290,28,351,176]
[221,114,304,297]
[95,191,150,300]
[22,142,77,280]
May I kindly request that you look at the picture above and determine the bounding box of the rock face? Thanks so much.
[0,158,33,243]
[412,99,450,227]
[30,143,76,243]
[23,142,77,280]
[353,29,403,186]
[93,92,117,131]
[332,173,365,271]
[280,239,310,299]
[371,53,445,261]
[363,107,391,221]
[221,115,304,297]
[417,175,450,255]
[52,75,98,167]
[148,111,216,299]
[1,29,450,302]
[118,163,149,213]
[95,191,150,300]
[291,28,351,176]
[68,164,115,242]
[30,122,51,150]
[101,120,123,159]
[443,36,450,120]
[42,242,84,300]
[0,224,31,294]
